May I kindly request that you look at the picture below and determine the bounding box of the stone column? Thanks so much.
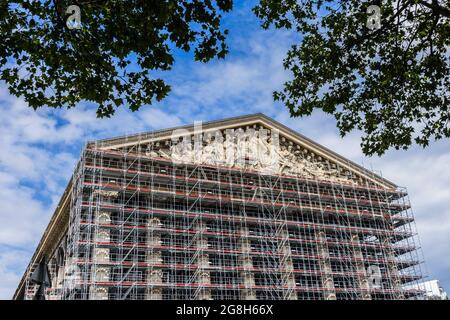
[382,237,404,299]
[146,217,164,299]
[90,248,110,300]
[194,221,211,300]
[351,234,371,300]
[239,226,257,300]
[315,231,336,300]
[278,229,297,300]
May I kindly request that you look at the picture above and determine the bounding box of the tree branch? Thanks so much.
[344,1,413,51]
[420,1,450,18]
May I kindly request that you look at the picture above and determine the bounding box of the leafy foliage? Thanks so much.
[254,0,450,155]
[0,0,232,117]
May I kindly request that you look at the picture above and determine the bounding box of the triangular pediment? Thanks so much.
[90,114,396,189]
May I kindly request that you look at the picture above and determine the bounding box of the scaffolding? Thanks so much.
[24,131,425,300]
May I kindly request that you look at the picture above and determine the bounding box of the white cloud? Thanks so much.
[169,31,292,121]
[139,108,182,130]
[0,171,51,246]
[0,248,30,300]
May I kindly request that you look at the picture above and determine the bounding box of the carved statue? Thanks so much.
[247,129,259,166]
[158,148,170,158]
[201,141,216,164]
[145,145,160,158]
[260,137,280,174]
[235,128,248,166]
[212,138,225,164]
[170,141,185,162]
[169,137,194,163]
[277,145,297,175]
[224,133,236,167]
[140,127,357,184]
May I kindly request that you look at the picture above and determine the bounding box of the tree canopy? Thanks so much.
[1,1,449,155]
[0,0,232,117]
[255,0,450,155]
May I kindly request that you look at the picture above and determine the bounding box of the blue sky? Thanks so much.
[1,1,449,299]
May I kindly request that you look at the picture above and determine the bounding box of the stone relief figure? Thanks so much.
[224,131,236,167]
[288,150,308,176]
[145,144,159,158]
[183,139,195,163]
[258,137,280,174]
[149,142,171,159]
[145,149,159,158]
[201,137,215,164]
[277,145,297,175]
[235,128,248,167]
[201,136,225,165]
[212,136,225,164]
[309,161,330,180]
[248,132,274,172]
[158,148,171,158]
[247,129,260,167]
[316,161,347,182]
[251,136,267,172]
[169,136,195,163]
[141,127,357,184]
[327,166,340,178]
[208,131,225,165]
[335,170,356,184]
[298,155,318,178]
[170,139,185,162]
